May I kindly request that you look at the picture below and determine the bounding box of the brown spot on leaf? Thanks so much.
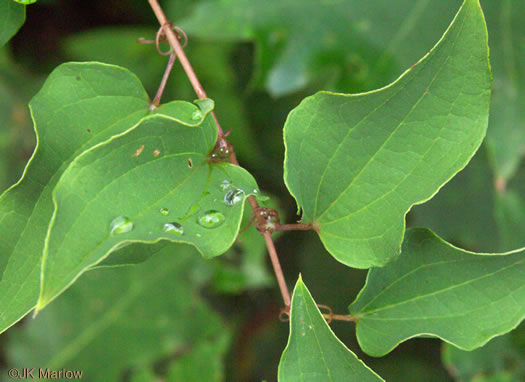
[153,149,160,157]
[188,158,193,168]
[132,144,145,157]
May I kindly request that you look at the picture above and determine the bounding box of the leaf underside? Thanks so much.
[279,277,383,382]
[283,0,491,268]
[350,228,525,357]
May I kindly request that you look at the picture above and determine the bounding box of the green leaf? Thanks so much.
[210,196,281,294]
[12,0,37,5]
[483,0,525,180]
[278,276,384,382]
[0,0,25,47]
[283,0,491,268]
[350,228,525,357]
[37,104,259,310]
[63,27,266,169]
[6,243,231,381]
[0,62,151,333]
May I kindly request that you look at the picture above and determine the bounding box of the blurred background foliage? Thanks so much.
[0,0,524,380]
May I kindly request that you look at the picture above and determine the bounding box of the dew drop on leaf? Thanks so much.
[219,180,233,191]
[160,208,169,216]
[224,189,245,206]
[192,109,202,120]
[162,222,184,235]
[197,210,225,229]
[110,216,134,235]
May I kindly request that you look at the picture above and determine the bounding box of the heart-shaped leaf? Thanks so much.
[37,103,260,310]
[283,0,491,268]
[0,62,151,333]
[350,228,525,357]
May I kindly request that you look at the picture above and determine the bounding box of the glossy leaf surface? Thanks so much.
[278,277,383,381]
[37,103,259,309]
[350,229,525,357]
[0,63,150,333]
[283,0,491,268]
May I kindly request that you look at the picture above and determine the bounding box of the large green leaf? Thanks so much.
[37,105,259,310]
[6,243,231,381]
[0,62,151,333]
[283,0,491,268]
[278,276,383,381]
[350,228,525,357]
[0,1,25,47]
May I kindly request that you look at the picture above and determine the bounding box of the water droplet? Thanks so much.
[196,233,202,238]
[219,180,233,191]
[224,188,245,206]
[163,222,184,235]
[160,208,169,216]
[192,109,202,120]
[197,210,225,229]
[110,216,134,235]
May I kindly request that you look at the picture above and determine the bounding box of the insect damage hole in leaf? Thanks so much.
[283,0,491,268]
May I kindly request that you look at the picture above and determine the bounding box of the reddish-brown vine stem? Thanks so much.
[276,223,313,231]
[148,2,363,322]
[147,0,291,307]
[148,0,226,147]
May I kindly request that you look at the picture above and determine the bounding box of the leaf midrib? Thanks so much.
[359,259,524,317]
[314,5,469,223]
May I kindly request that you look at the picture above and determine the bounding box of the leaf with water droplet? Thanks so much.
[283,0,491,268]
[219,179,233,191]
[197,210,226,229]
[0,63,152,334]
[37,102,260,310]
[162,222,184,235]
[109,216,134,235]
[224,189,244,206]
[160,207,169,216]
